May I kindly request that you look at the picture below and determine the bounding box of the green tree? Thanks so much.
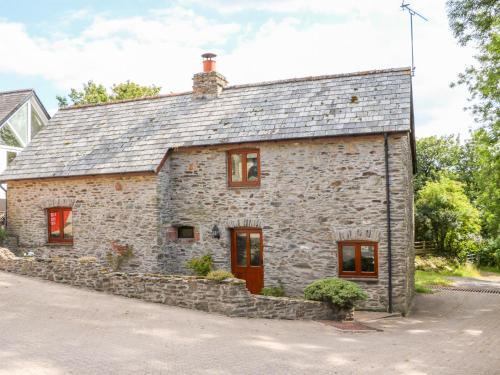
[57,80,161,108]
[466,128,500,236]
[415,135,462,193]
[447,1,499,238]
[416,176,481,257]
[447,0,499,125]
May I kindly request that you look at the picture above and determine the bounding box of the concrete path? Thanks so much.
[1,271,499,375]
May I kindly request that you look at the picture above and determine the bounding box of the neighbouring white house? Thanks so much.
[0,89,50,211]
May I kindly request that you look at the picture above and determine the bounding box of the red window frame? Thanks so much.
[227,149,261,187]
[47,207,73,244]
[338,241,378,278]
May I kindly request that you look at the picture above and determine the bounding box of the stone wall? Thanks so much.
[6,174,162,273]
[0,251,341,321]
[159,134,414,313]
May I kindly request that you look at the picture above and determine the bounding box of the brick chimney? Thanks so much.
[192,53,228,99]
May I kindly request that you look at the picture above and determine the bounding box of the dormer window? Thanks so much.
[227,149,260,187]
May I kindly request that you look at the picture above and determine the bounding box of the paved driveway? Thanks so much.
[0,272,499,375]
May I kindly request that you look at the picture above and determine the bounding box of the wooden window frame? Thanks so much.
[338,241,378,278]
[47,207,73,244]
[227,149,261,188]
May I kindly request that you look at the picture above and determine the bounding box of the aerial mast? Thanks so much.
[401,2,428,76]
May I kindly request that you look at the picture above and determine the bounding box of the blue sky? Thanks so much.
[0,0,476,138]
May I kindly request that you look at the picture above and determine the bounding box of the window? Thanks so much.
[177,226,194,239]
[30,104,45,138]
[227,149,260,187]
[47,207,73,243]
[232,228,263,267]
[338,241,378,278]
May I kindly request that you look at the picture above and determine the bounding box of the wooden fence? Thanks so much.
[414,241,437,256]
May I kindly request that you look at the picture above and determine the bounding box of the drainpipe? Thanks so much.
[384,133,393,313]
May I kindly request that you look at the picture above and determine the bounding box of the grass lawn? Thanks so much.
[415,270,453,293]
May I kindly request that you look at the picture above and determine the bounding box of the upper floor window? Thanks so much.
[338,241,378,278]
[47,207,73,244]
[227,149,260,187]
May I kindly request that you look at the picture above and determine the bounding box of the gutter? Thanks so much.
[384,133,393,313]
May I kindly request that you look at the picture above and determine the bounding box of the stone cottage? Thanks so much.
[0,54,415,313]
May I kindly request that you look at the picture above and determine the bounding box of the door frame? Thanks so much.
[230,227,264,293]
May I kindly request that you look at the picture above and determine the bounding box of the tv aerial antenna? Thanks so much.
[401,1,428,76]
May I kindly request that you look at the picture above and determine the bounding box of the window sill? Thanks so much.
[228,185,261,190]
[339,276,379,282]
[45,242,74,247]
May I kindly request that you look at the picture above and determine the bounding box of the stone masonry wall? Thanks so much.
[0,250,340,320]
[5,134,414,313]
[158,134,414,313]
[6,174,162,273]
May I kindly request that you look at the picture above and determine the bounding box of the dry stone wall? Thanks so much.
[0,251,341,320]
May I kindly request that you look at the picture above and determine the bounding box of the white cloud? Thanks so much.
[0,0,477,138]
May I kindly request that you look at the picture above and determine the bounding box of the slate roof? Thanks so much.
[0,68,413,181]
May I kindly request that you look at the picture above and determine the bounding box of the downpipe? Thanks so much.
[384,133,393,313]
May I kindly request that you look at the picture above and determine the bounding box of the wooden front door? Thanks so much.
[231,228,264,294]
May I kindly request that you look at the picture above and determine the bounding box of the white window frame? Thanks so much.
[0,97,48,148]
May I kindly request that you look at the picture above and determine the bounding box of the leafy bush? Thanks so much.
[476,237,500,268]
[415,177,481,256]
[186,253,213,276]
[106,242,134,271]
[261,285,286,297]
[415,255,456,272]
[206,269,234,281]
[304,278,367,309]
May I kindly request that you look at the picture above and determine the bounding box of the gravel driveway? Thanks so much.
[1,271,499,375]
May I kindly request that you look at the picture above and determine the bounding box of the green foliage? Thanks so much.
[476,236,500,267]
[465,129,500,237]
[57,80,161,108]
[111,81,161,101]
[304,278,367,309]
[415,135,462,193]
[261,285,286,297]
[447,0,499,126]
[186,253,213,276]
[106,243,134,271]
[446,1,499,239]
[206,269,234,281]
[416,176,481,257]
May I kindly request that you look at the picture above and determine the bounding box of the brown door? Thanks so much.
[231,228,264,294]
